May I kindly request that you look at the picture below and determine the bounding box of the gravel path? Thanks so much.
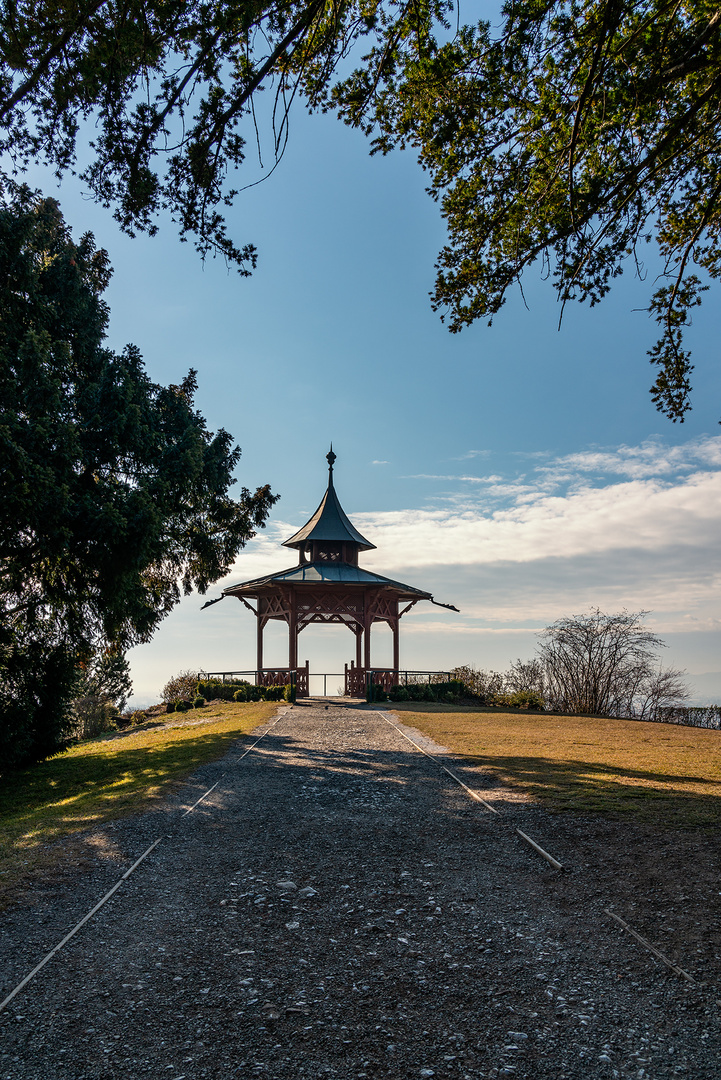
[1,701,718,1079]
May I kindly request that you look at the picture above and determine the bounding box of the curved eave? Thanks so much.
[222,561,431,602]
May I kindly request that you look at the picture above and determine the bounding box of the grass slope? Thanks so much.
[0,701,278,898]
[390,704,721,827]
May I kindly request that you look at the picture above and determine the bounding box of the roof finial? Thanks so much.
[326,443,336,475]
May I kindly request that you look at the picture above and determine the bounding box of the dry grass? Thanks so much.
[0,701,278,896]
[389,703,721,828]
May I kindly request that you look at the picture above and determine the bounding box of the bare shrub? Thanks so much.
[538,609,689,718]
[161,670,205,703]
[635,666,691,721]
[451,665,506,700]
[505,658,546,699]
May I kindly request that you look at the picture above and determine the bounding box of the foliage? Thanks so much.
[342,0,721,419]
[0,0,449,266]
[70,648,133,739]
[0,185,276,767]
[193,696,206,709]
[200,679,288,702]
[450,614,685,718]
[175,700,189,713]
[387,680,464,703]
[497,690,546,711]
[3,4,720,414]
[538,609,689,718]
[70,696,118,740]
[162,670,205,704]
[450,665,506,703]
[0,637,78,770]
[198,679,251,702]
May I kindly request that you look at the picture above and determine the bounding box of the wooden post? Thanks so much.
[355,626,362,670]
[257,615,264,672]
[392,618,399,677]
[289,607,297,671]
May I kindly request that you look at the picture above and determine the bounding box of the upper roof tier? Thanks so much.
[282,447,376,553]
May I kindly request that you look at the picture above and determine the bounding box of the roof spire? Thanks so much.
[282,446,376,553]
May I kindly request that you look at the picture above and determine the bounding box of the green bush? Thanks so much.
[175,700,189,713]
[196,679,289,704]
[193,696,206,709]
[371,684,388,702]
[506,690,545,710]
[165,702,175,714]
[391,680,465,704]
[197,679,250,702]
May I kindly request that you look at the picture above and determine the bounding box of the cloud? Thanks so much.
[354,471,721,569]
[371,460,389,465]
[536,435,721,484]
[218,435,721,639]
[451,449,491,461]
[401,473,505,484]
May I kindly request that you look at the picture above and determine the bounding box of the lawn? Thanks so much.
[389,703,721,827]
[0,701,278,899]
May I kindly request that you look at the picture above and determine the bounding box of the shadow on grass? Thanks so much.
[0,726,263,845]
[451,751,721,827]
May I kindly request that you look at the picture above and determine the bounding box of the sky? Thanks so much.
[26,59,721,705]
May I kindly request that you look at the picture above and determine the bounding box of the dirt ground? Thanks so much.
[1,700,719,1079]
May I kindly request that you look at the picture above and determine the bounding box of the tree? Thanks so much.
[0,184,277,768]
[2,3,719,418]
[352,0,721,420]
[71,649,133,740]
[537,609,688,717]
[76,650,133,713]
[0,0,446,265]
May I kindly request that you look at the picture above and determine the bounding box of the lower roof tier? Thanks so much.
[222,560,432,602]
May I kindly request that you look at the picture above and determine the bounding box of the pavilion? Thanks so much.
[208,448,457,696]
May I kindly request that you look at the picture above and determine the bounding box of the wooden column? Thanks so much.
[392,618,399,676]
[289,594,298,671]
[355,626,362,669]
[257,615,264,672]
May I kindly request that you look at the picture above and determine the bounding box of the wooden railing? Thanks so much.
[202,662,309,697]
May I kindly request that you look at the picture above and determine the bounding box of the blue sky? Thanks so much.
[30,89,721,704]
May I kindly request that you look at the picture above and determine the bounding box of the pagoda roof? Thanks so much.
[223,562,431,601]
[283,447,375,552]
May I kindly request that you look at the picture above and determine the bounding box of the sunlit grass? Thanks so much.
[390,703,721,827]
[0,702,278,893]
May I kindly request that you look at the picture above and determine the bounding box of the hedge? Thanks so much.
[197,680,293,703]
